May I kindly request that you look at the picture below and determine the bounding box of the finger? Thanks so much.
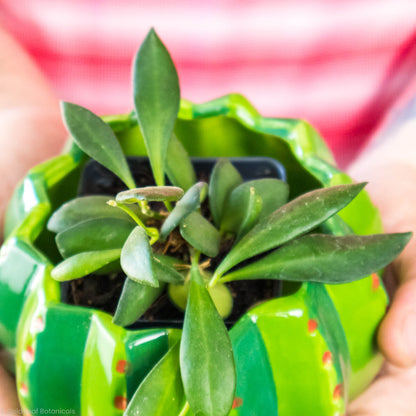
[348,363,416,416]
[378,277,416,367]
[349,151,416,367]
[0,365,19,412]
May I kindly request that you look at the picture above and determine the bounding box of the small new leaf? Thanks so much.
[180,265,236,416]
[209,159,243,227]
[221,178,289,235]
[221,186,262,237]
[116,186,184,203]
[216,183,366,278]
[133,28,180,186]
[121,227,158,287]
[51,249,122,281]
[61,102,135,189]
[153,254,185,284]
[125,340,184,416]
[160,182,208,240]
[221,232,412,284]
[180,212,221,257]
[113,278,165,327]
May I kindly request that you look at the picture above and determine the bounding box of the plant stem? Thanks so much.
[165,200,173,212]
[178,401,190,416]
[190,249,201,267]
[208,271,221,289]
[107,200,160,243]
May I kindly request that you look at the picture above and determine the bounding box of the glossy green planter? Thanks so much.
[0,94,386,416]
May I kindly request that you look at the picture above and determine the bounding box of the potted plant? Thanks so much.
[0,29,410,416]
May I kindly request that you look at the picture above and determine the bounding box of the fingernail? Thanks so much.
[402,311,416,364]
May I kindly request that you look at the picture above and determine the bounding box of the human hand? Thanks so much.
[348,118,416,415]
[0,361,19,414]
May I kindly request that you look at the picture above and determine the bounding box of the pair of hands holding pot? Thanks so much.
[1,27,416,415]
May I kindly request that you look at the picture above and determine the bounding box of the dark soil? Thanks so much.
[62,156,283,327]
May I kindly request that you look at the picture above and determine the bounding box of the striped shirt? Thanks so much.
[1,0,416,166]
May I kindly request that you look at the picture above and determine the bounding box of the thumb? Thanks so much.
[0,364,19,411]
[378,276,416,367]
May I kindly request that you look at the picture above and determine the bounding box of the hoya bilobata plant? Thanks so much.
[47,29,411,416]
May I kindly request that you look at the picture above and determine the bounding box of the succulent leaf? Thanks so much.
[209,159,243,227]
[61,102,135,189]
[121,227,158,287]
[133,28,180,186]
[51,249,122,281]
[153,254,185,284]
[116,186,184,203]
[169,278,233,319]
[221,232,412,284]
[166,134,196,191]
[113,278,165,327]
[222,178,289,233]
[124,340,184,416]
[215,182,367,278]
[221,185,263,237]
[236,188,263,240]
[160,182,208,240]
[180,212,221,257]
[56,217,135,258]
[180,264,236,416]
[47,196,137,234]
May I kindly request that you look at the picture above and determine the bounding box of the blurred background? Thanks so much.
[1,0,416,167]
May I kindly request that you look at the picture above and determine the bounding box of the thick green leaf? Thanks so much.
[113,278,165,327]
[153,254,185,283]
[180,212,221,257]
[61,102,135,189]
[121,227,158,287]
[221,186,262,237]
[160,182,208,240]
[236,188,263,239]
[133,28,180,186]
[209,159,242,227]
[169,278,233,318]
[51,249,122,281]
[166,134,196,191]
[56,217,135,258]
[47,196,136,233]
[221,232,412,284]
[116,186,184,204]
[125,340,184,416]
[180,265,236,416]
[215,183,366,278]
[222,178,289,235]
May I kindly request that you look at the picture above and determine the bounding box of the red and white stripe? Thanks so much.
[1,0,416,166]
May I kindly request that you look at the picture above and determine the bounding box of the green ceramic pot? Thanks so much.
[0,94,386,416]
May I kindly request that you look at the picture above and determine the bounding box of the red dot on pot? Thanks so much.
[308,319,318,333]
[23,345,34,363]
[114,396,127,410]
[34,316,45,332]
[372,274,380,291]
[232,397,243,409]
[116,360,129,374]
[322,351,332,365]
[20,382,28,395]
[333,384,343,400]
